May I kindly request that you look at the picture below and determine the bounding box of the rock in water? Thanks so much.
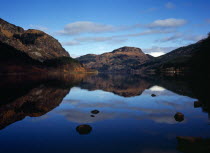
[151,94,156,97]
[174,112,184,122]
[91,110,100,114]
[76,125,92,135]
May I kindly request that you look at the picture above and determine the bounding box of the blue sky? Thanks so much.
[0,0,210,57]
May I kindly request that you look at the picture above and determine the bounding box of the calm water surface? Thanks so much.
[0,74,209,153]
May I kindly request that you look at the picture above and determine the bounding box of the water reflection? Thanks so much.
[59,85,193,124]
[0,73,209,153]
[0,73,84,129]
[176,136,210,153]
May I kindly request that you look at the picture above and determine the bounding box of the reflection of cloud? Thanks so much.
[57,86,196,124]
[58,109,115,123]
[149,86,165,91]
[145,115,177,124]
[147,18,187,28]
[57,107,178,124]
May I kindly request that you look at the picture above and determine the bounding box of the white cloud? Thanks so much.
[62,36,127,46]
[157,33,183,42]
[121,29,175,37]
[143,46,177,57]
[184,34,206,41]
[62,29,174,46]
[148,18,187,28]
[57,21,115,35]
[56,19,179,36]
[157,33,206,43]
[62,40,80,46]
[165,2,176,9]
[29,24,48,31]
[149,52,165,57]
[75,36,111,42]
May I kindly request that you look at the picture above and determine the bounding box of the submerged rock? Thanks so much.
[151,94,156,97]
[90,115,95,117]
[76,125,92,135]
[194,101,202,108]
[91,110,100,114]
[174,112,184,122]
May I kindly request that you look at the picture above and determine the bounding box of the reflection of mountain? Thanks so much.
[0,74,86,130]
[58,101,179,124]
[78,73,152,97]
[1,73,210,129]
[176,136,210,153]
[77,73,210,117]
[0,85,69,129]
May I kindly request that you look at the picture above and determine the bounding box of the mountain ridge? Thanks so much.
[76,46,153,73]
[0,18,88,74]
[77,34,210,75]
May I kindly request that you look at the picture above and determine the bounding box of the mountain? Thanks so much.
[0,18,86,74]
[76,46,153,73]
[140,34,210,76]
[77,34,210,76]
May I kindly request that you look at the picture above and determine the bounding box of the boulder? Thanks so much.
[76,125,92,135]
[91,110,100,114]
[174,112,184,122]
[151,94,156,97]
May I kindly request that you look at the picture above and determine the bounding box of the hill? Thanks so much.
[0,18,86,74]
[76,46,153,73]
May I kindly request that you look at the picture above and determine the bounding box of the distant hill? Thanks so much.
[76,46,154,73]
[0,18,87,74]
[140,34,210,76]
[77,34,210,76]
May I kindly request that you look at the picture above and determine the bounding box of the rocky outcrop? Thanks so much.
[0,18,69,61]
[76,46,152,73]
[0,18,87,73]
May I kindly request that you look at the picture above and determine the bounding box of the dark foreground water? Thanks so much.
[0,73,210,153]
